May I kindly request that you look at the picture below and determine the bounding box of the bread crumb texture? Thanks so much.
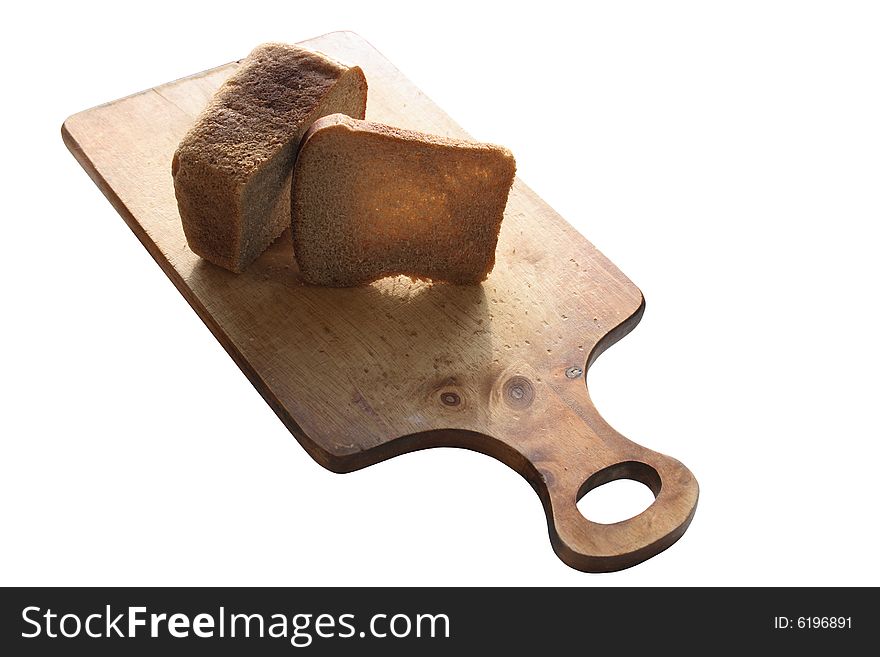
[292,114,516,287]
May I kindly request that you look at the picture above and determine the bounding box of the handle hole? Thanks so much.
[576,461,660,525]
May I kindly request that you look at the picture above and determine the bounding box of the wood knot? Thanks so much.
[503,376,534,409]
[429,377,468,412]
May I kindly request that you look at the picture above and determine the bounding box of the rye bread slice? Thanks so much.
[291,114,516,286]
[172,43,367,273]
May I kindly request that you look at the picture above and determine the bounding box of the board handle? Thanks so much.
[503,385,699,572]
[543,445,698,573]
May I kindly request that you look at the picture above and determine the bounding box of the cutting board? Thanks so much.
[62,31,698,572]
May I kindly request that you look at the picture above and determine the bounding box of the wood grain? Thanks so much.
[62,31,698,572]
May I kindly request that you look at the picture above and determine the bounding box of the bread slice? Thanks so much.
[292,114,516,286]
[172,43,367,272]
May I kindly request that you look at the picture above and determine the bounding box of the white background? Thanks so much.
[2,0,878,586]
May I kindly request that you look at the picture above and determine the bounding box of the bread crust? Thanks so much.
[173,44,368,272]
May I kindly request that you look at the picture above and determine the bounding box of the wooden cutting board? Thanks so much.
[62,31,698,572]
